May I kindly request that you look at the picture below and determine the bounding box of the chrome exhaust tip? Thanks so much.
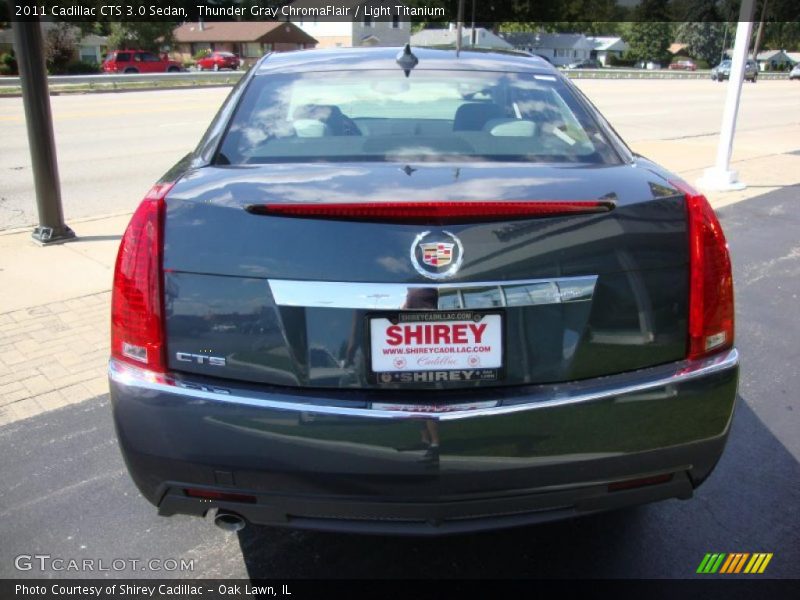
[214,511,246,532]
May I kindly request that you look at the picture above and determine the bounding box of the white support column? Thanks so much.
[697,0,757,192]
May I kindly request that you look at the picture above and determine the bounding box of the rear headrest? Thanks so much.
[292,104,355,136]
[293,104,344,122]
[484,119,537,137]
[453,103,505,131]
[293,119,329,138]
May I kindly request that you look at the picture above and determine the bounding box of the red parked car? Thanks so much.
[102,50,183,74]
[669,60,697,71]
[196,51,241,71]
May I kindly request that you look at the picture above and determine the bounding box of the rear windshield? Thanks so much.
[216,70,621,165]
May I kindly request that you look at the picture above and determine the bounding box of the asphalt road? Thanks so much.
[0,87,229,231]
[1,185,798,579]
[2,79,800,230]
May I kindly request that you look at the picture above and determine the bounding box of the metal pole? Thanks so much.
[456,0,464,56]
[470,0,476,47]
[721,23,728,63]
[752,0,768,63]
[10,16,75,244]
[697,0,757,191]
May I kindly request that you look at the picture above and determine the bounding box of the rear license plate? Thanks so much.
[369,311,503,384]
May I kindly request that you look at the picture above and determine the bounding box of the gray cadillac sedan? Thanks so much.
[109,47,738,535]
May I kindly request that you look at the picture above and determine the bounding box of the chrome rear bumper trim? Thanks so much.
[109,348,738,422]
[268,275,598,310]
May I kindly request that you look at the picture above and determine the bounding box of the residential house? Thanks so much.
[172,21,317,67]
[411,26,513,50]
[755,49,794,71]
[586,36,629,66]
[288,0,410,48]
[723,48,797,69]
[668,43,689,56]
[0,24,107,64]
[78,34,109,64]
[499,32,594,66]
[0,27,17,56]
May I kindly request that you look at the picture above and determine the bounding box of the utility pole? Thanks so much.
[721,23,729,63]
[470,0,476,47]
[752,0,768,63]
[456,0,464,56]
[697,0,757,192]
[10,15,75,245]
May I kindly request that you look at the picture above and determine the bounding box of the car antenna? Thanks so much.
[396,44,418,78]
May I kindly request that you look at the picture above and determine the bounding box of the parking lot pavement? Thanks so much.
[0,185,798,579]
[0,395,248,579]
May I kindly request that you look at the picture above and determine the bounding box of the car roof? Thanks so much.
[256,46,558,75]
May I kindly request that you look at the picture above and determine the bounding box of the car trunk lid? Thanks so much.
[161,162,689,390]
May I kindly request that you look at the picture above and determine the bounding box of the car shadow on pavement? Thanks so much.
[236,398,800,579]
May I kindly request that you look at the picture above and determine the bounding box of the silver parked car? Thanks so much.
[711,59,759,82]
[790,63,800,80]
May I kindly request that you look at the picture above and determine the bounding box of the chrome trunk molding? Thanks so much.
[267,275,599,310]
[109,348,739,422]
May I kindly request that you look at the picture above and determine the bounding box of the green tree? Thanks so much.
[763,21,800,52]
[498,22,623,36]
[623,0,673,63]
[107,22,177,52]
[404,0,449,30]
[675,22,728,65]
[45,23,78,73]
[669,0,723,21]
[624,22,672,62]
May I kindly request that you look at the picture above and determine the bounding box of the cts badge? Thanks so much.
[176,352,226,366]
[410,231,463,280]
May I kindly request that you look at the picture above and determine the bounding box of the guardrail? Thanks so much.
[564,68,790,80]
[0,68,790,94]
[0,70,245,91]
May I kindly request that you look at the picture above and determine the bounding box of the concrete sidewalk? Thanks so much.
[1,132,799,427]
[0,215,131,425]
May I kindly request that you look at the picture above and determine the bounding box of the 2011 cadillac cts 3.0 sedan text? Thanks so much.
[109,47,738,535]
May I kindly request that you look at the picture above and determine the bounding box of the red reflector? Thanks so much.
[670,180,735,361]
[608,473,673,492]
[247,201,613,223]
[110,182,173,372]
[184,489,257,504]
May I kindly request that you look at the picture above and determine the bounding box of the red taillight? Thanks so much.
[111,182,173,372]
[671,180,734,360]
[246,201,613,224]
